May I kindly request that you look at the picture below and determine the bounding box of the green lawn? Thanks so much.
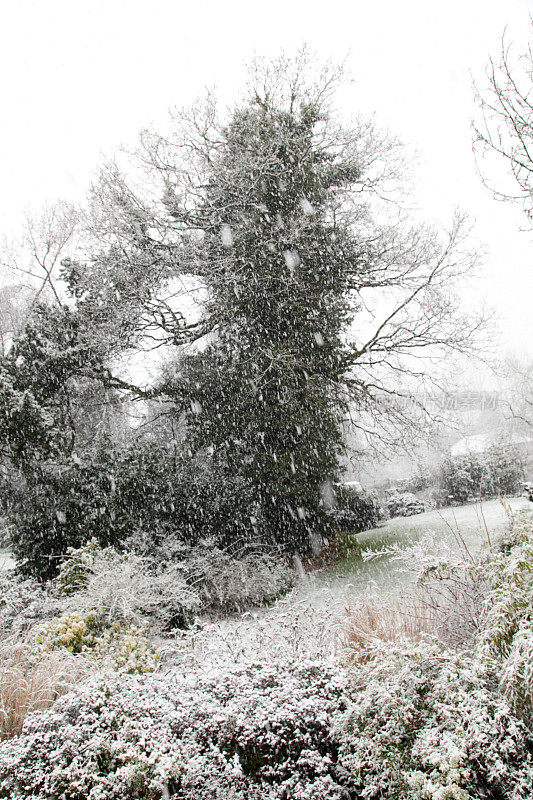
[302,496,532,606]
[357,495,529,553]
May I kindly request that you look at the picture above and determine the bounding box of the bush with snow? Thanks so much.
[0,662,355,800]
[0,573,61,634]
[57,537,293,627]
[57,540,201,631]
[387,491,425,518]
[436,446,524,507]
[394,510,533,722]
[179,541,294,615]
[337,638,533,800]
[4,638,533,799]
[33,610,160,674]
[330,485,382,534]
[402,531,492,649]
[123,531,294,615]
[335,512,533,798]
[475,512,533,722]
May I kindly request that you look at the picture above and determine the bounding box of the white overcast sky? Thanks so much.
[1,0,532,360]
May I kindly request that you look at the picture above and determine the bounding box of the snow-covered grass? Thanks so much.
[357,495,530,552]
[329,495,531,582]
[0,638,89,738]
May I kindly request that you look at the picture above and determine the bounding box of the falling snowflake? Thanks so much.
[319,480,336,509]
[283,249,301,274]
[220,224,234,247]
[299,197,314,215]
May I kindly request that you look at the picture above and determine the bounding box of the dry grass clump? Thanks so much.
[0,636,89,738]
[341,595,435,661]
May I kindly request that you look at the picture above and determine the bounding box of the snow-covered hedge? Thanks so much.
[3,643,532,800]
[337,638,533,800]
[0,537,293,648]
[0,662,354,800]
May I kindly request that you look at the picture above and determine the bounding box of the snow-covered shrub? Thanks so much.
[411,536,492,650]
[487,445,525,495]
[59,538,290,625]
[359,510,533,720]
[436,446,524,506]
[331,485,382,534]
[55,538,101,594]
[58,541,201,630]
[476,512,533,721]
[359,529,493,650]
[337,638,533,800]
[387,491,425,518]
[33,610,160,673]
[0,662,355,799]
[179,541,294,614]
[0,573,61,634]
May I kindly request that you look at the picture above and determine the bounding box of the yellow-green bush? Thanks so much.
[34,610,159,674]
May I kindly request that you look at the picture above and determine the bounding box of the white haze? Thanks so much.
[0,0,531,364]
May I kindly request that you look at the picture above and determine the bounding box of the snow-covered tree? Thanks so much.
[473,27,533,224]
[9,53,482,558]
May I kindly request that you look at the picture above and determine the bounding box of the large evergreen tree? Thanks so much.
[127,60,477,553]
[158,90,362,550]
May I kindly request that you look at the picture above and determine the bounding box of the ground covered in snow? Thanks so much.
[158,496,532,673]
[2,497,533,800]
